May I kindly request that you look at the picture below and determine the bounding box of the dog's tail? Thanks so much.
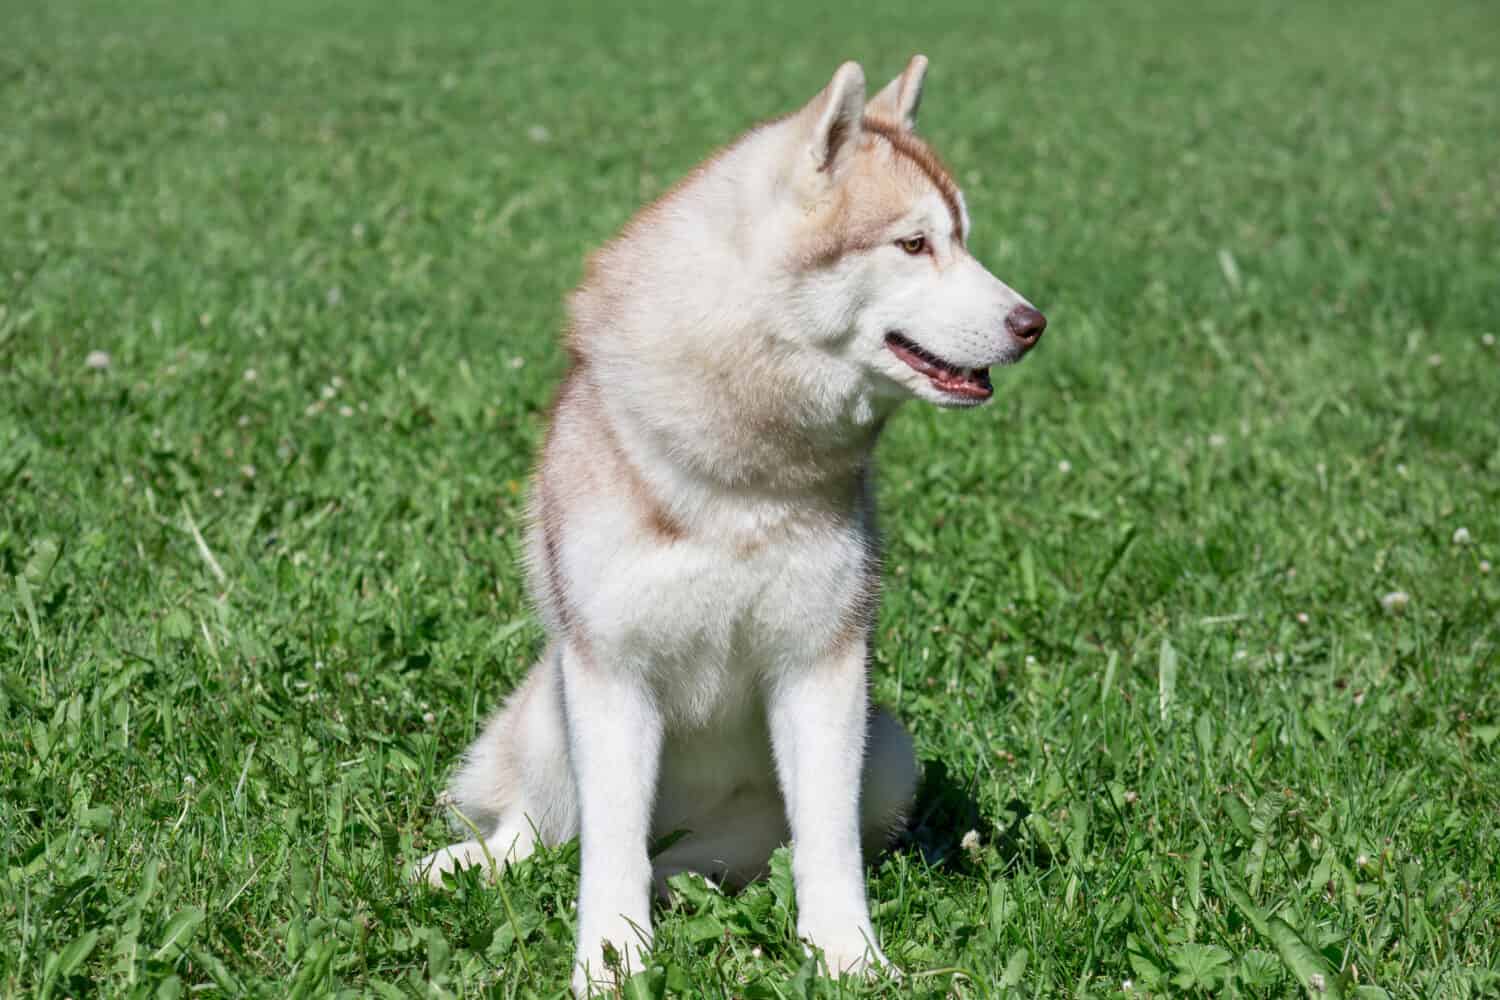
[446,645,576,843]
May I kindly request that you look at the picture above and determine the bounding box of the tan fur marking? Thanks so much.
[583,382,686,542]
[797,204,910,271]
[795,119,966,271]
[537,370,588,642]
[861,116,964,241]
[829,467,883,652]
[538,483,574,630]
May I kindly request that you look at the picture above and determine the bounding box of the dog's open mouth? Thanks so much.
[885,332,992,400]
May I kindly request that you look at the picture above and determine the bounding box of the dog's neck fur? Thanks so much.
[564,120,902,507]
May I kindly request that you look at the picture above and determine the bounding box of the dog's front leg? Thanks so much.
[767,640,888,976]
[561,642,663,996]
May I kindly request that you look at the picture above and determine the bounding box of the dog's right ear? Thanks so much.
[797,61,866,181]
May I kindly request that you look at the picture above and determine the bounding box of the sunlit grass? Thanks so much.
[2,0,1497,995]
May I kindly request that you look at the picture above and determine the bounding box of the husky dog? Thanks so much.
[418,55,1046,994]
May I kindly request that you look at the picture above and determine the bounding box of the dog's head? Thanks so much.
[780,57,1045,408]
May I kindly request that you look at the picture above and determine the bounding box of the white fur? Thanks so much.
[414,57,1043,996]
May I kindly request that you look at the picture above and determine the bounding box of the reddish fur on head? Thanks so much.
[793,116,965,271]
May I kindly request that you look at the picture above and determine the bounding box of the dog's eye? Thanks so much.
[897,235,927,256]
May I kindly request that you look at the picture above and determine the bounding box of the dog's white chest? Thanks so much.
[561,498,868,727]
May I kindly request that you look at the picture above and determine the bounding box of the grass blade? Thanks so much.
[1158,639,1178,724]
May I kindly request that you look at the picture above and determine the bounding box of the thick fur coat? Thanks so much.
[417,56,1046,995]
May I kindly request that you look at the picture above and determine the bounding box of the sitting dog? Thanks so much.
[419,55,1047,995]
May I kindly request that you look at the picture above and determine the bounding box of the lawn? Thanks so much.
[2,0,1498,996]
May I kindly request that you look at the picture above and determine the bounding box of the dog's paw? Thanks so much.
[571,921,652,997]
[412,840,492,886]
[799,921,894,979]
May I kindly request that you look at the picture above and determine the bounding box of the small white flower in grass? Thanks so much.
[241,464,256,479]
[960,829,982,861]
[1452,527,1471,546]
[1057,459,1071,474]
[1426,354,1442,367]
[750,947,763,959]
[1357,853,1369,867]
[321,383,337,399]
[339,405,354,418]
[243,368,257,382]
[1480,560,1491,575]
[1122,979,1133,992]
[85,350,112,370]
[351,222,366,241]
[508,356,526,370]
[1396,464,1408,478]
[212,487,224,499]
[184,774,196,787]
[1208,432,1227,448]
[1483,333,1496,347]
[1380,591,1410,616]
[1123,790,1138,805]
[326,286,342,307]
[1296,612,1310,625]
[1233,649,1248,661]
[1310,972,1327,992]
[527,124,551,144]
[423,711,436,724]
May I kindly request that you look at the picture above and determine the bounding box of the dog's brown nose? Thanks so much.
[1006,305,1047,348]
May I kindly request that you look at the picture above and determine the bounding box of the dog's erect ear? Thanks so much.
[865,54,928,130]
[799,61,866,178]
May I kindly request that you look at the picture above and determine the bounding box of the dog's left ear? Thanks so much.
[865,54,928,131]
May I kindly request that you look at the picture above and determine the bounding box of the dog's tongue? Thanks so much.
[934,368,992,398]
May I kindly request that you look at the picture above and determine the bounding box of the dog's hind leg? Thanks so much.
[416,647,579,885]
[651,787,787,894]
[649,707,915,895]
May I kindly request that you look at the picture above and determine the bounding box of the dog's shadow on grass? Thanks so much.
[897,758,1054,873]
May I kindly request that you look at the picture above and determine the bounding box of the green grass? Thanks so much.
[3,0,1498,996]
